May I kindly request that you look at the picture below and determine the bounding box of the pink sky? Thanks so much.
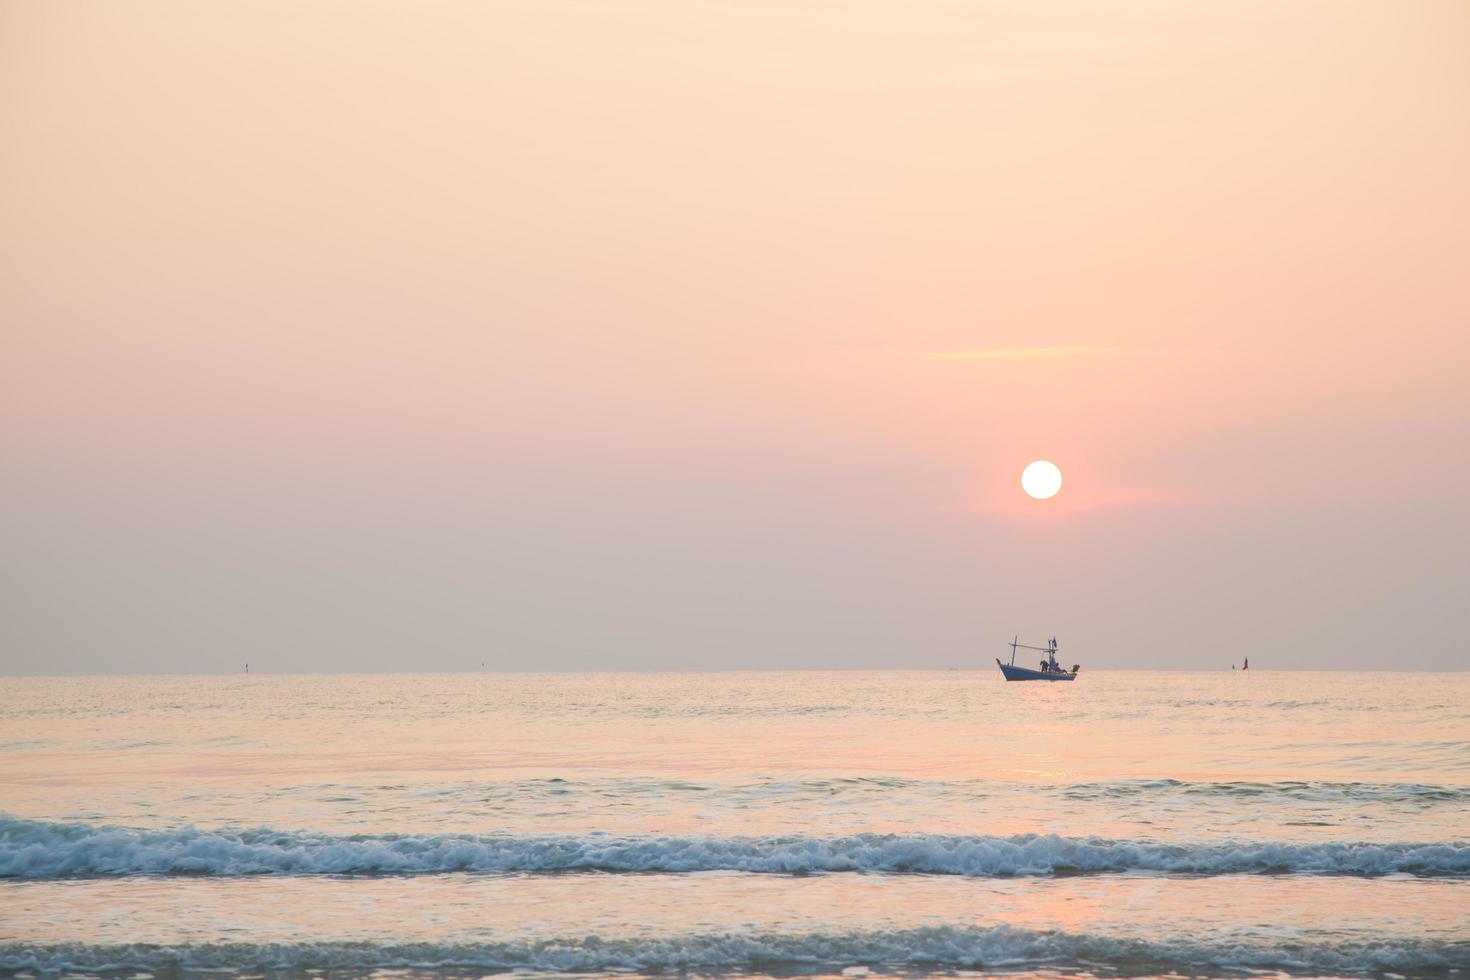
[2,1,1466,671]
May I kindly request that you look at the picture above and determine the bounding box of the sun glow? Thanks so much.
[1021,460,1063,500]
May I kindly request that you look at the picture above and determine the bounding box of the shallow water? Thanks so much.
[1,671,1467,978]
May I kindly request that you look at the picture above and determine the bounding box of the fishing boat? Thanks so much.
[996,635,1079,681]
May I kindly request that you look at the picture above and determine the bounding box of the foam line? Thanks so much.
[3,816,1467,879]
[3,926,1467,976]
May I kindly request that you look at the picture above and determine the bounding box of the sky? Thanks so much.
[2,0,1467,673]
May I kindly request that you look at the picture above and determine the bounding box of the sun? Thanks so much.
[1021,460,1063,500]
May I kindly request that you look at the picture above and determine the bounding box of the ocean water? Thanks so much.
[1,670,1467,980]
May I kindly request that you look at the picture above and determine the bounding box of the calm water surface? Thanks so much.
[1,671,1467,979]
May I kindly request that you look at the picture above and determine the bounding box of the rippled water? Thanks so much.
[1,671,1467,979]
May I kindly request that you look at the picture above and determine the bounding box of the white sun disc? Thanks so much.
[1021,460,1062,500]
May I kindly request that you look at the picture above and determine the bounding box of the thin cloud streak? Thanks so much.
[980,481,1205,519]
[932,346,1117,361]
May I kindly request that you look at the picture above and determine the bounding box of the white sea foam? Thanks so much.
[2,926,1466,976]
[3,817,1467,879]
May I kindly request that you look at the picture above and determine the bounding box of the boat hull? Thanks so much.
[996,658,1076,681]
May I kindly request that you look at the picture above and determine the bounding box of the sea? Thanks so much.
[1,671,1467,980]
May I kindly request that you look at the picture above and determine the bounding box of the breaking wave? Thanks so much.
[3,817,1468,880]
[2,927,1467,977]
[1058,777,1470,803]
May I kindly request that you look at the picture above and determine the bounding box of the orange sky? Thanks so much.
[2,1,1467,671]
